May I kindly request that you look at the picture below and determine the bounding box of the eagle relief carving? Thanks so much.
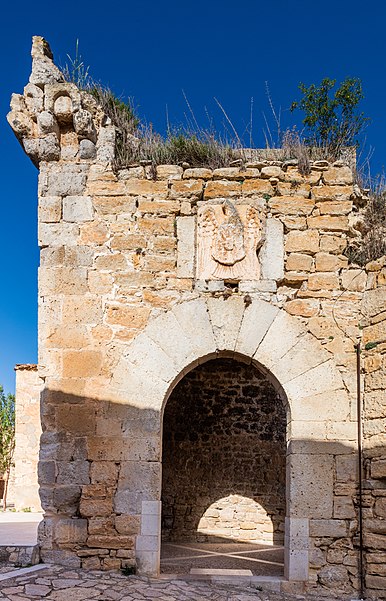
[197,200,265,281]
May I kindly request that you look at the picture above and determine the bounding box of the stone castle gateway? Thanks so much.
[7,37,386,598]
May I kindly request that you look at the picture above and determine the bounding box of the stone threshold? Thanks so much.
[158,571,287,591]
[0,563,50,582]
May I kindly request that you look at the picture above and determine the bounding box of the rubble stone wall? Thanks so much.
[362,265,386,599]
[162,358,286,543]
[7,36,386,598]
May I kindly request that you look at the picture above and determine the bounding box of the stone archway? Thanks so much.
[161,356,288,576]
[110,296,351,580]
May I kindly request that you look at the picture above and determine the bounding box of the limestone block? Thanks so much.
[307,272,340,290]
[183,168,213,179]
[285,360,344,401]
[273,328,328,380]
[62,350,102,378]
[147,299,216,370]
[176,216,195,277]
[261,166,284,179]
[125,179,168,198]
[318,201,353,215]
[141,513,160,536]
[269,196,314,216]
[318,564,349,587]
[171,299,216,358]
[7,110,35,138]
[315,253,347,272]
[307,216,349,231]
[90,462,119,485]
[96,125,115,165]
[156,165,183,179]
[286,253,313,272]
[29,40,64,86]
[39,266,87,295]
[312,185,353,201]
[341,269,367,291]
[260,218,284,281]
[124,332,180,383]
[44,83,81,116]
[80,498,113,517]
[23,82,44,116]
[136,550,159,575]
[242,178,274,196]
[135,535,158,552]
[284,166,321,185]
[170,179,204,199]
[253,309,306,372]
[276,182,311,197]
[38,133,61,162]
[333,497,356,519]
[79,139,96,159]
[111,357,168,410]
[235,298,279,357]
[105,304,150,329]
[54,518,88,544]
[290,389,349,422]
[309,519,347,537]
[37,111,59,136]
[206,296,245,351]
[320,235,347,253]
[63,196,94,222]
[372,459,386,479]
[323,166,353,185]
[204,180,241,198]
[327,421,357,441]
[115,515,141,535]
[285,517,309,550]
[285,230,319,253]
[53,485,81,515]
[117,462,160,501]
[56,460,90,485]
[363,320,386,345]
[43,164,88,197]
[87,534,135,549]
[38,196,61,223]
[284,548,309,581]
[288,453,334,518]
[285,299,319,318]
[74,109,95,139]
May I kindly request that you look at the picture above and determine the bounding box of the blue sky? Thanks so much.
[1,0,386,393]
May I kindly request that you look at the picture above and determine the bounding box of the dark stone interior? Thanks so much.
[161,358,287,543]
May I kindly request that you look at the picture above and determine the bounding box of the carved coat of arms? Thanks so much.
[197,200,265,281]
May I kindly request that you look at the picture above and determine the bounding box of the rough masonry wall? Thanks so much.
[162,358,286,543]
[362,261,386,599]
[8,37,386,597]
[7,365,43,512]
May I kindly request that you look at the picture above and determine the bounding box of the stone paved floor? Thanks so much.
[0,565,353,600]
[161,542,284,576]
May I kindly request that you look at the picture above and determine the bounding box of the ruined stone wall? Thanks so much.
[8,36,386,596]
[162,358,286,543]
[361,261,386,599]
[7,365,43,512]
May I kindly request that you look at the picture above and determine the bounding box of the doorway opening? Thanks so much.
[161,357,287,576]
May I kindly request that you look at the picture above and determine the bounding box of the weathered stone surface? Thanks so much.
[285,299,319,317]
[269,196,314,215]
[62,196,94,222]
[323,166,353,185]
[285,230,319,253]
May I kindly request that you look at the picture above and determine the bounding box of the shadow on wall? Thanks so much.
[36,383,386,597]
